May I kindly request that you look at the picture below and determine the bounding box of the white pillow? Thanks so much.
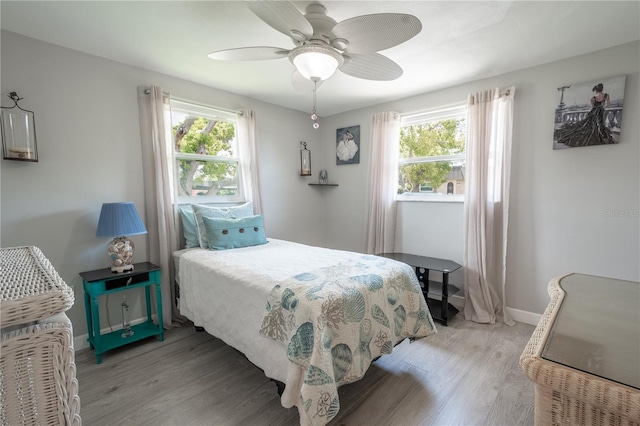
[192,202,254,248]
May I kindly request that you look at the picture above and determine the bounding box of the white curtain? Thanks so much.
[463,87,515,325]
[364,112,401,254]
[237,109,263,215]
[137,85,182,327]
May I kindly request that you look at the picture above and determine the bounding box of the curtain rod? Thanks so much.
[144,89,243,116]
[173,96,244,116]
[143,88,169,96]
[401,102,467,120]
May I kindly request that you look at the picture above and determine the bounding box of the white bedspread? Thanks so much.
[176,239,435,425]
[178,240,377,381]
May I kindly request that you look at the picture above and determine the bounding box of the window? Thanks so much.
[169,99,243,204]
[398,104,466,200]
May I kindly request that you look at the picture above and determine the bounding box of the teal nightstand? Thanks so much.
[80,262,164,363]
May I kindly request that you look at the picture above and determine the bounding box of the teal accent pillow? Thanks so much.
[192,202,253,248]
[202,215,267,250]
[179,206,200,248]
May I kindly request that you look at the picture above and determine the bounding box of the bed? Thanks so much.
[173,203,436,425]
[174,238,436,425]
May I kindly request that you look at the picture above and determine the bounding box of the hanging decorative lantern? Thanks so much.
[300,141,311,176]
[1,92,38,162]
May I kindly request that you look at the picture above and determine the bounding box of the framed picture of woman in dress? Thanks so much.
[553,75,626,149]
[336,125,360,165]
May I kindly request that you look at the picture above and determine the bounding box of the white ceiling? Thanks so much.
[1,1,639,116]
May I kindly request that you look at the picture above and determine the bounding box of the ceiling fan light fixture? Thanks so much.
[289,45,343,81]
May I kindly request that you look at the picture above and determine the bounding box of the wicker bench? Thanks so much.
[1,246,81,425]
[520,273,640,425]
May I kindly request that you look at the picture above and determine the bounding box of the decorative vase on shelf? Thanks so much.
[319,169,328,185]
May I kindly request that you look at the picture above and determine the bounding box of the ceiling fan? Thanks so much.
[208,1,422,90]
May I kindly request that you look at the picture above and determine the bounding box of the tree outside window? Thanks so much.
[170,100,243,203]
[399,106,466,198]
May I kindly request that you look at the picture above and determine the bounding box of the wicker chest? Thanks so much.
[1,246,81,425]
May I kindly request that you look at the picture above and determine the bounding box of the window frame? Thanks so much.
[397,103,467,202]
[169,99,245,205]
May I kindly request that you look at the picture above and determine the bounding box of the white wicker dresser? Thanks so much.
[520,273,640,425]
[1,246,81,425]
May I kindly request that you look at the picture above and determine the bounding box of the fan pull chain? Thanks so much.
[311,79,319,129]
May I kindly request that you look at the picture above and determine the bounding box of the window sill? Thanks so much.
[176,196,246,205]
[397,194,464,203]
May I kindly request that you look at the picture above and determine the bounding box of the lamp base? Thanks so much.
[111,264,134,274]
[107,236,135,273]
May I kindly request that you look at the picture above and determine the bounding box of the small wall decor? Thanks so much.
[336,125,360,165]
[300,141,311,176]
[319,169,328,184]
[553,75,625,149]
[1,92,38,162]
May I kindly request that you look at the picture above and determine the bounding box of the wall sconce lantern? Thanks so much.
[1,92,38,162]
[300,141,311,176]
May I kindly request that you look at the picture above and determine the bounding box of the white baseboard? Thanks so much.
[430,293,542,327]
[450,294,464,309]
[505,307,541,326]
[74,316,151,351]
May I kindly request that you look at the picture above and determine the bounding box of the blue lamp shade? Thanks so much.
[96,202,147,237]
[96,202,147,273]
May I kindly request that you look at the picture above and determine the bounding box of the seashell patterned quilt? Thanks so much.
[260,254,437,425]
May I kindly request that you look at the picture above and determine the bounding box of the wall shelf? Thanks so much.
[308,183,338,187]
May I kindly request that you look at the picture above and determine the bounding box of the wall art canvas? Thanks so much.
[553,75,625,149]
[336,125,360,165]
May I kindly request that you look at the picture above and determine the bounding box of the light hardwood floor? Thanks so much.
[75,316,536,425]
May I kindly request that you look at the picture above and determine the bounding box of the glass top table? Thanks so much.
[377,252,462,325]
[376,252,461,274]
[542,273,640,390]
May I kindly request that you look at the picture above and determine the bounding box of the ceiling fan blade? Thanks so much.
[332,14,422,54]
[339,53,403,81]
[244,1,313,41]
[208,47,289,61]
[291,70,324,93]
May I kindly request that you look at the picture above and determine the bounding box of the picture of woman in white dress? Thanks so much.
[336,126,360,165]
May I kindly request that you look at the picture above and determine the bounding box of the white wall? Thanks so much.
[0,31,324,337]
[321,41,640,318]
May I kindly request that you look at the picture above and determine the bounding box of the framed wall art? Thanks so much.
[336,125,360,165]
[553,75,625,149]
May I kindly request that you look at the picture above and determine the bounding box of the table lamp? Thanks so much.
[96,202,147,273]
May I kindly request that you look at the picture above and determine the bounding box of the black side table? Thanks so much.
[378,252,462,325]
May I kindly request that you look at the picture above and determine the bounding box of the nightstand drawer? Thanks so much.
[103,272,150,291]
